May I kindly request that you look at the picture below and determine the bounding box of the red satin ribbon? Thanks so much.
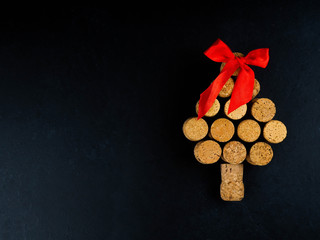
[197,39,269,119]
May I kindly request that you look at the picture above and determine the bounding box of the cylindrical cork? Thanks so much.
[263,120,287,144]
[218,78,234,98]
[237,119,261,142]
[220,164,244,201]
[182,117,208,141]
[222,141,247,164]
[220,52,244,76]
[195,99,220,117]
[210,118,235,142]
[224,99,247,120]
[251,98,276,122]
[194,140,222,164]
[246,142,273,166]
[252,79,260,99]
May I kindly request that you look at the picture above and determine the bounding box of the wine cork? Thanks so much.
[237,119,261,142]
[222,141,247,164]
[220,52,244,76]
[195,99,220,117]
[220,164,244,201]
[221,163,243,182]
[263,120,287,144]
[182,117,208,141]
[224,99,247,120]
[252,79,260,99]
[194,140,222,164]
[210,118,235,142]
[218,78,234,98]
[246,142,273,166]
[251,98,276,122]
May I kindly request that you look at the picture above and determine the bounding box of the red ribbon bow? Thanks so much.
[197,39,269,119]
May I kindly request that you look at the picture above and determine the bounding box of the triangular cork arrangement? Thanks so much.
[182,53,287,201]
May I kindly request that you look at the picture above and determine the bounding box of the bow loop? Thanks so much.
[204,39,235,62]
[197,39,269,119]
[245,48,269,68]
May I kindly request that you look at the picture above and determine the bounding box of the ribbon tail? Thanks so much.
[228,65,255,114]
[198,60,239,119]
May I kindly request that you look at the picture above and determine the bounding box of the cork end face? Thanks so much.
[182,117,209,141]
[247,142,273,166]
[194,140,222,164]
[222,141,247,164]
[195,99,220,117]
[224,100,247,120]
[237,119,261,142]
[263,120,287,144]
[251,98,276,122]
[210,118,235,142]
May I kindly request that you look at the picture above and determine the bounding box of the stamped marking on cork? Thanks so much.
[194,140,222,164]
[263,120,287,144]
[210,118,235,142]
[220,52,244,76]
[196,99,220,117]
[218,78,234,98]
[224,99,247,120]
[220,164,244,201]
[246,142,273,166]
[222,141,247,164]
[237,119,261,142]
[251,98,276,122]
[182,117,208,141]
[252,79,260,99]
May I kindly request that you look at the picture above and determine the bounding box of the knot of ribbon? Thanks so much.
[197,39,269,119]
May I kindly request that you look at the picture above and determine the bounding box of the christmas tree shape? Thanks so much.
[182,50,287,201]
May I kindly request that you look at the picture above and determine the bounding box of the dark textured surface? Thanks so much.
[0,3,319,240]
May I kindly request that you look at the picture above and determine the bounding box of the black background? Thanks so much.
[0,3,319,240]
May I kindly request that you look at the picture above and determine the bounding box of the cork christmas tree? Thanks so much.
[182,39,287,201]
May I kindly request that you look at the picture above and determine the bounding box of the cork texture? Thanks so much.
[220,164,244,201]
[182,117,208,141]
[220,182,245,201]
[252,79,260,99]
[194,140,222,164]
[221,164,243,182]
[223,141,247,164]
[237,119,261,142]
[263,120,287,144]
[218,78,234,98]
[246,142,273,166]
[210,118,235,142]
[195,99,220,117]
[220,52,244,76]
[224,99,247,120]
[251,98,276,122]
